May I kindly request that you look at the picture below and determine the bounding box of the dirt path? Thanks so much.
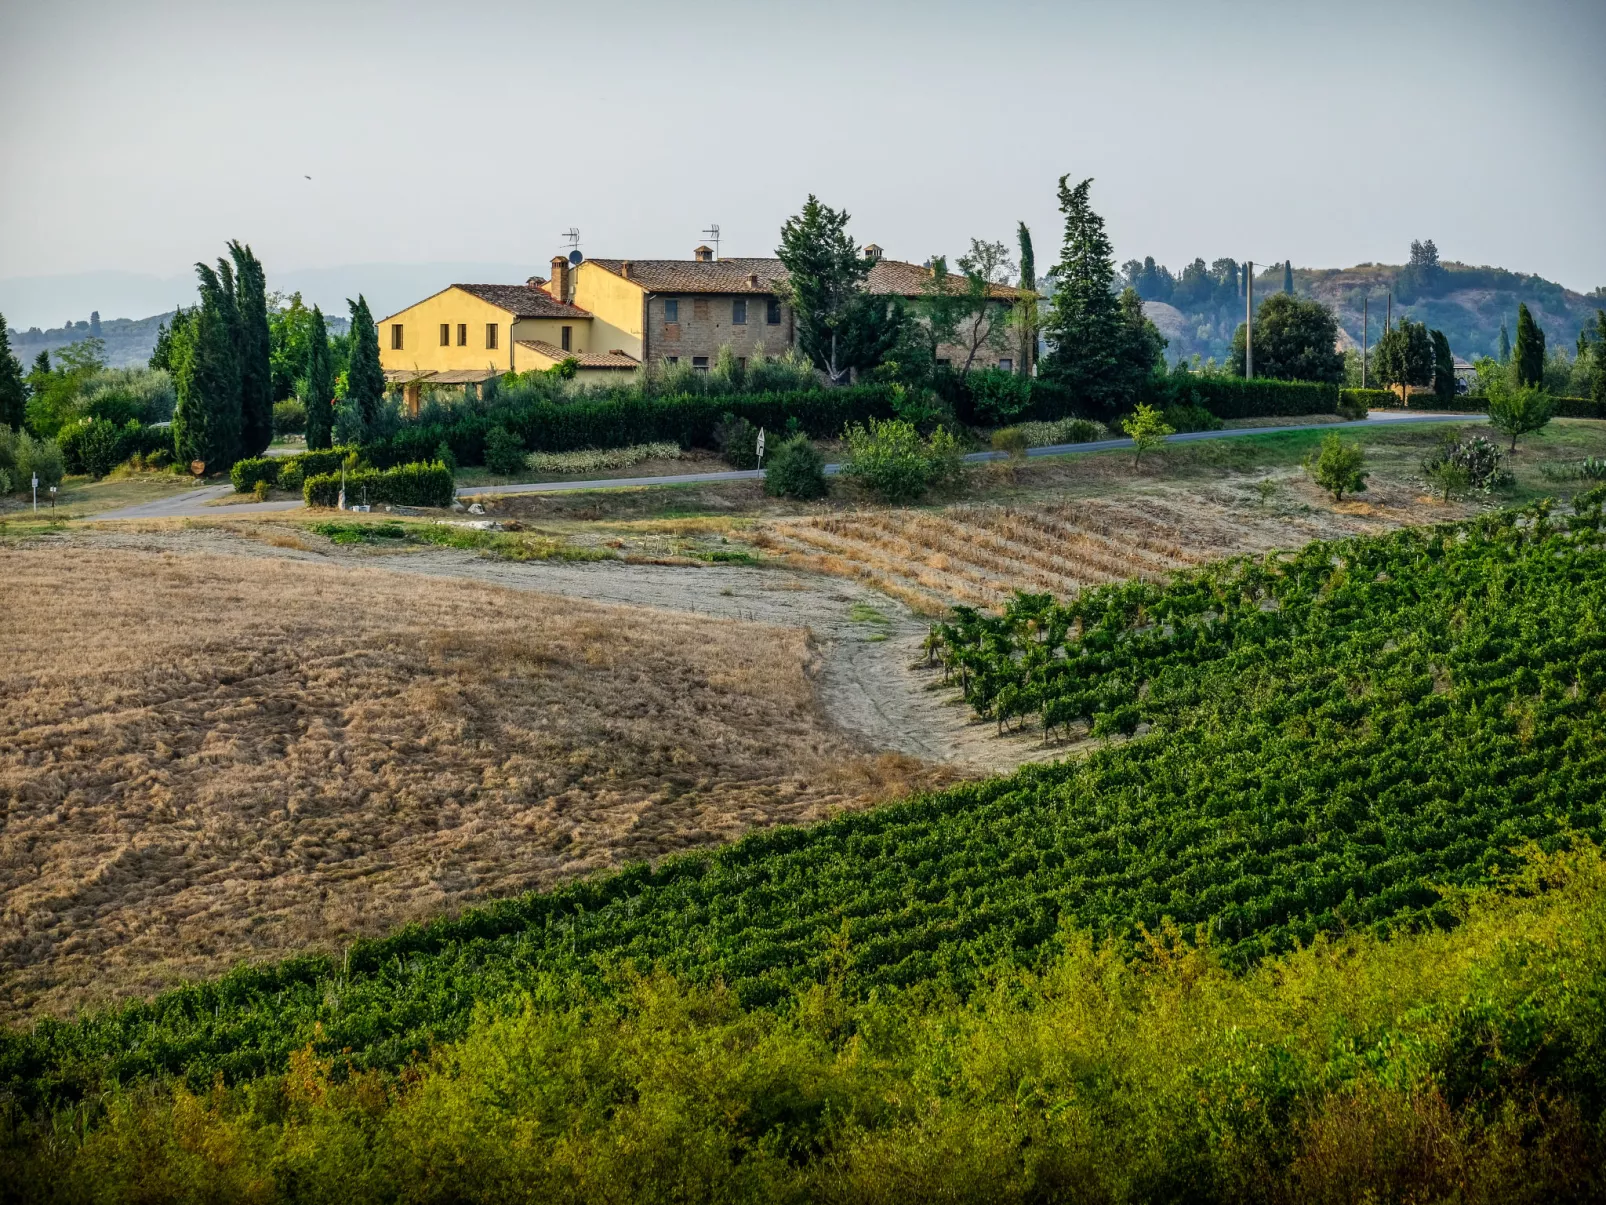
[61,527,1047,773]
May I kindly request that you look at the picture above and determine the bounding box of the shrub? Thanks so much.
[1008,417,1105,447]
[1339,388,1398,415]
[303,460,455,509]
[272,399,307,437]
[434,441,458,477]
[1423,458,1470,501]
[763,435,828,500]
[57,418,125,478]
[526,442,681,475]
[1159,403,1221,433]
[713,413,761,469]
[1143,375,1339,420]
[1487,383,1554,451]
[8,430,65,489]
[230,457,281,493]
[967,368,1033,425]
[276,447,358,494]
[482,426,527,476]
[1120,403,1175,467]
[840,417,958,503]
[991,427,1029,460]
[253,479,270,503]
[0,466,10,494]
[1421,434,1511,495]
[1307,432,1368,500]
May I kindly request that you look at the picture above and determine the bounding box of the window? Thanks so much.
[663,298,679,322]
[731,298,747,325]
[391,324,404,350]
[737,357,747,371]
[486,323,498,350]
[560,325,572,352]
[665,356,679,365]
[440,323,450,347]
[457,323,467,346]
[935,358,950,367]
[692,356,709,372]
[766,298,781,324]
[998,358,1013,372]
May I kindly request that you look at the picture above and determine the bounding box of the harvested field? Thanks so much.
[751,483,1416,612]
[0,547,946,1022]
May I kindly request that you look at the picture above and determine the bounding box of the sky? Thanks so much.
[2,0,1603,326]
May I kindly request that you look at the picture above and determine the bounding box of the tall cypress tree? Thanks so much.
[1283,260,1294,294]
[229,241,274,456]
[1513,303,1545,387]
[0,314,26,430]
[304,305,334,450]
[1498,323,1511,364]
[1431,329,1456,399]
[1592,310,1606,403]
[1042,176,1131,413]
[1017,221,1035,291]
[345,294,385,437]
[1016,221,1037,374]
[173,269,242,471]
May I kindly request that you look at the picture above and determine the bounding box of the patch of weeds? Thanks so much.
[687,548,759,565]
[309,521,408,545]
[849,602,891,625]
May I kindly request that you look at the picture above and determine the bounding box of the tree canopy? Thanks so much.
[0,314,26,430]
[173,262,243,470]
[304,305,335,450]
[776,196,899,385]
[345,295,385,437]
[1513,302,1546,387]
[1372,318,1435,397]
[1228,294,1344,384]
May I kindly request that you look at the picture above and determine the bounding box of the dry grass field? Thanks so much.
[0,547,943,1023]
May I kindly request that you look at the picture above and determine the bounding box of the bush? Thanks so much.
[1144,375,1338,420]
[277,447,358,495]
[1487,383,1554,451]
[713,412,761,469]
[763,435,828,500]
[6,429,65,489]
[272,399,307,437]
[967,368,1033,425]
[0,466,10,494]
[230,456,281,493]
[1007,417,1104,447]
[1159,403,1221,433]
[991,427,1029,460]
[527,442,681,475]
[1120,403,1175,466]
[1307,432,1368,500]
[303,460,455,509]
[482,426,527,476]
[840,418,959,504]
[58,418,124,478]
[1421,434,1511,495]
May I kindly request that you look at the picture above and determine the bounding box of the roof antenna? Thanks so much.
[702,223,720,260]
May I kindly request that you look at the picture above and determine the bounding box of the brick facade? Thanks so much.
[648,293,796,367]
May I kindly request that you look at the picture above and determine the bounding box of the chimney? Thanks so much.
[620,260,632,280]
[863,243,883,263]
[747,272,759,288]
[526,276,547,288]
[693,244,714,263]
[550,255,570,303]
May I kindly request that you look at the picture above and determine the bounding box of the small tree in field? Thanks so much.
[1486,381,1553,452]
[1307,432,1368,500]
[1120,403,1174,468]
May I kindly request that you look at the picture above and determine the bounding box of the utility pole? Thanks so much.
[1245,260,1254,378]
[1362,297,1369,388]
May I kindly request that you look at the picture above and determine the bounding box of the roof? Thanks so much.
[584,256,1026,300]
[382,368,504,385]
[516,340,640,370]
[451,283,591,319]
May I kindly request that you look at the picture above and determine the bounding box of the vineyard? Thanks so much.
[5,493,1604,1116]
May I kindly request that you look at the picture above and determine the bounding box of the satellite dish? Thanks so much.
[568,249,584,265]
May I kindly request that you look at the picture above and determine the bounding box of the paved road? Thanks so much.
[93,411,1486,521]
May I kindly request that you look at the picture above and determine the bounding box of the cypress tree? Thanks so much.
[1498,323,1511,364]
[1017,221,1037,374]
[1513,302,1545,387]
[1431,329,1456,400]
[304,305,334,450]
[1593,310,1606,403]
[174,263,243,471]
[1017,221,1035,291]
[1283,260,1294,294]
[1041,176,1130,413]
[229,241,274,456]
[0,314,26,429]
[345,294,385,438]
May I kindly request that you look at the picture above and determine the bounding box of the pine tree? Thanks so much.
[1513,303,1545,387]
[345,294,385,437]
[1042,176,1135,413]
[1431,329,1456,399]
[1498,323,1511,364]
[1283,260,1294,294]
[174,263,243,471]
[304,305,334,450]
[149,307,192,371]
[775,196,880,384]
[229,241,274,456]
[0,314,26,429]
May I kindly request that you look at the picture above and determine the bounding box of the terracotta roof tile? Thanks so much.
[516,340,640,370]
[584,257,1025,301]
[453,283,591,319]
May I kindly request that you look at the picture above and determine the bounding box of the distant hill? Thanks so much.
[8,310,353,371]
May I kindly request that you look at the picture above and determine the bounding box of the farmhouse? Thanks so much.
[378,244,1025,399]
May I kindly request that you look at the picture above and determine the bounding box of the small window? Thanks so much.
[486,324,498,350]
[935,358,950,367]
[665,356,679,365]
[440,323,451,346]
[692,356,709,372]
[731,298,747,325]
[766,298,781,324]
[457,323,467,346]
[560,325,572,352]
[391,324,404,350]
[998,358,1013,372]
[664,298,679,322]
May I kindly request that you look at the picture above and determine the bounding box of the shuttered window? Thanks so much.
[391,324,403,350]
[486,324,498,350]
[440,323,450,346]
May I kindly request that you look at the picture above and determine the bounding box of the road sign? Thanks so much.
[190,460,206,476]
[756,427,765,468]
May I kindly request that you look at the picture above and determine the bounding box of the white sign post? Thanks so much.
[32,473,38,513]
[756,427,765,470]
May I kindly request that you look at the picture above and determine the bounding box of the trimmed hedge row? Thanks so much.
[1365,392,1604,420]
[1144,376,1340,419]
[232,447,359,493]
[303,461,455,508]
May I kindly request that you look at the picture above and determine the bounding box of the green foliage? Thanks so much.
[272,398,306,437]
[762,434,828,500]
[777,195,899,384]
[840,417,959,503]
[274,446,361,494]
[79,367,175,426]
[1339,387,1395,417]
[1146,374,1339,420]
[1420,434,1511,496]
[1228,293,1345,384]
[1431,328,1456,399]
[1306,431,1367,499]
[1282,258,1293,293]
[713,412,761,469]
[147,307,192,373]
[229,241,274,456]
[304,305,335,450]
[481,426,526,476]
[1371,318,1435,397]
[1159,403,1221,433]
[344,294,385,437]
[990,426,1029,459]
[1007,417,1103,446]
[1119,402,1174,466]
[303,460,455,508]
[230,456,280,493]
[966,366,1032,424]
[526,442,681,474]
[173,262,243,471]
[1514,302,1546,387]
[1487,381,1555,451]
[1423,457,1470,501]
[56,418,155,479]
[0,312,26,430]
[0,427,64,489]
[23,337,105,437]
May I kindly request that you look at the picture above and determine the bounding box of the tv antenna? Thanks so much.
[702,223,720,259]
[561,227,581,252]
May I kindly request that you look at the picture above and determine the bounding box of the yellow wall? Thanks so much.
[571,263,646,358]
[378,287,520,375]
[510,317,594,360]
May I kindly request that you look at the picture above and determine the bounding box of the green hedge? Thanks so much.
[230,457,279,492]
[1141,375,1339,420]
[1361,393,1603,419]
[303,460,455,508]
[1338,388,1398,412]
[58,419,171,478]
[277,447,359,493]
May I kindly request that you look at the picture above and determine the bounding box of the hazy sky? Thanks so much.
[3,0,1603,319]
